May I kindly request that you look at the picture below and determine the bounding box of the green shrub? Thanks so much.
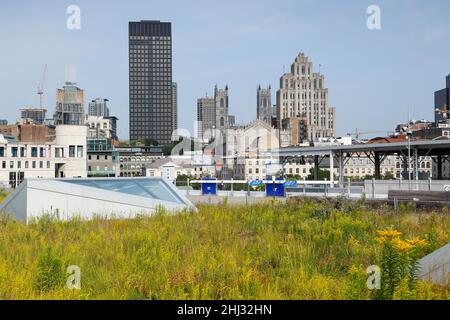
[34,247,65,292]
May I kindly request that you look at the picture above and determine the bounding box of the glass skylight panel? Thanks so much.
[63,178,184,204]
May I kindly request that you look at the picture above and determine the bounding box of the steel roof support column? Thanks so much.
[437,153,442,180]
[330,151,334,186]
[374,152,381,180]
[314,155,319,180]
[413,148,419,181]
[338,150,344,188]
[401,155,408,180]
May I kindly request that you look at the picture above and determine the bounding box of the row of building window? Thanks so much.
[1,160,51,170]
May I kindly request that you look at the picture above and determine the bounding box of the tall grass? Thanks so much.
[0,197,448,300]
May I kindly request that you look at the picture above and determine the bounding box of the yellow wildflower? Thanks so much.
[377,230,402,238]
[348,235,360,248]
[376,229,402,245]
[348,264,360,275]
[392,238,414,252]
[406,237,427,247]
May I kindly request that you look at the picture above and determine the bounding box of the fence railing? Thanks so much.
[176,178,450,200]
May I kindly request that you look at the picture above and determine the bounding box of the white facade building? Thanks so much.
[145,157,215,183]
[86,115,118,140]
[0,125,87,187]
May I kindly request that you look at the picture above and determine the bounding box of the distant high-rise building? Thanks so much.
[435,74,450,124]
[196,96,216,140]
[172,82,178,137]
[20,108,47,124]
[54,82,85,126]
[276,52,335,142]
[257,85,273,125]
[88,98,110,117]
[128,20,173,145]
[0,120,7,126]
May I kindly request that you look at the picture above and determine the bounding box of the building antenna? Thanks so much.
[319,64,322,74]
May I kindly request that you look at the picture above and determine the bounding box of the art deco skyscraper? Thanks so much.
[276,52,336,142]
[128,20,174,145]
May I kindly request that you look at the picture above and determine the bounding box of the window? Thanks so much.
[69,146,76,158]
[77,146,83,158]
[10,161,14,169]
[32,161,36,169]
[40,161,43,169]
[31,147,37,157]
[47,161,50,169]
[2,161,5,169]
[20,147,25,157]
[11,147,18,157]
[40,147,45,157]
[0,147,4,157]
[25,161,29,169]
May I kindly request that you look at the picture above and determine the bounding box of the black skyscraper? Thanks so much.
[129,20,174,145]
[434,74,450,124]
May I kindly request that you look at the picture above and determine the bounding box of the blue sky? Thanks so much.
[0,0,449,140]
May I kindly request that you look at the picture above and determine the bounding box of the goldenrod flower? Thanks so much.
[348,235,360,247]
[406,237,427,247]
[377,230,402,238]
[348,264,360,275]
[392,238,414,252]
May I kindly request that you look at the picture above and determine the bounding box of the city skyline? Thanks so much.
[1,0,450,140]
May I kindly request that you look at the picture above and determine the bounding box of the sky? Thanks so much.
[0,0,449,140]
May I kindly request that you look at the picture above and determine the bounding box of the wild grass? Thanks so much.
[0,197,448,300]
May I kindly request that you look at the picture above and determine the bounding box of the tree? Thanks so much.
[382,171,395,180]
[306,168,335,180]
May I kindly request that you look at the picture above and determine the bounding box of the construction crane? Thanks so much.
[37,64,47,109]
[346,128,393,140]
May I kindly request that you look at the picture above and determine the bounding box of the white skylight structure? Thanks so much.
[0,177,195,224]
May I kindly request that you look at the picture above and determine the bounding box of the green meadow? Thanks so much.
[0,194,449,300]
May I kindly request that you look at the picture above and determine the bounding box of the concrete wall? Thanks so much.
[55,125,87,178]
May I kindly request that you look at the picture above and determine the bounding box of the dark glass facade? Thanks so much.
[129,20,173,145]
[434,74,450,124]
